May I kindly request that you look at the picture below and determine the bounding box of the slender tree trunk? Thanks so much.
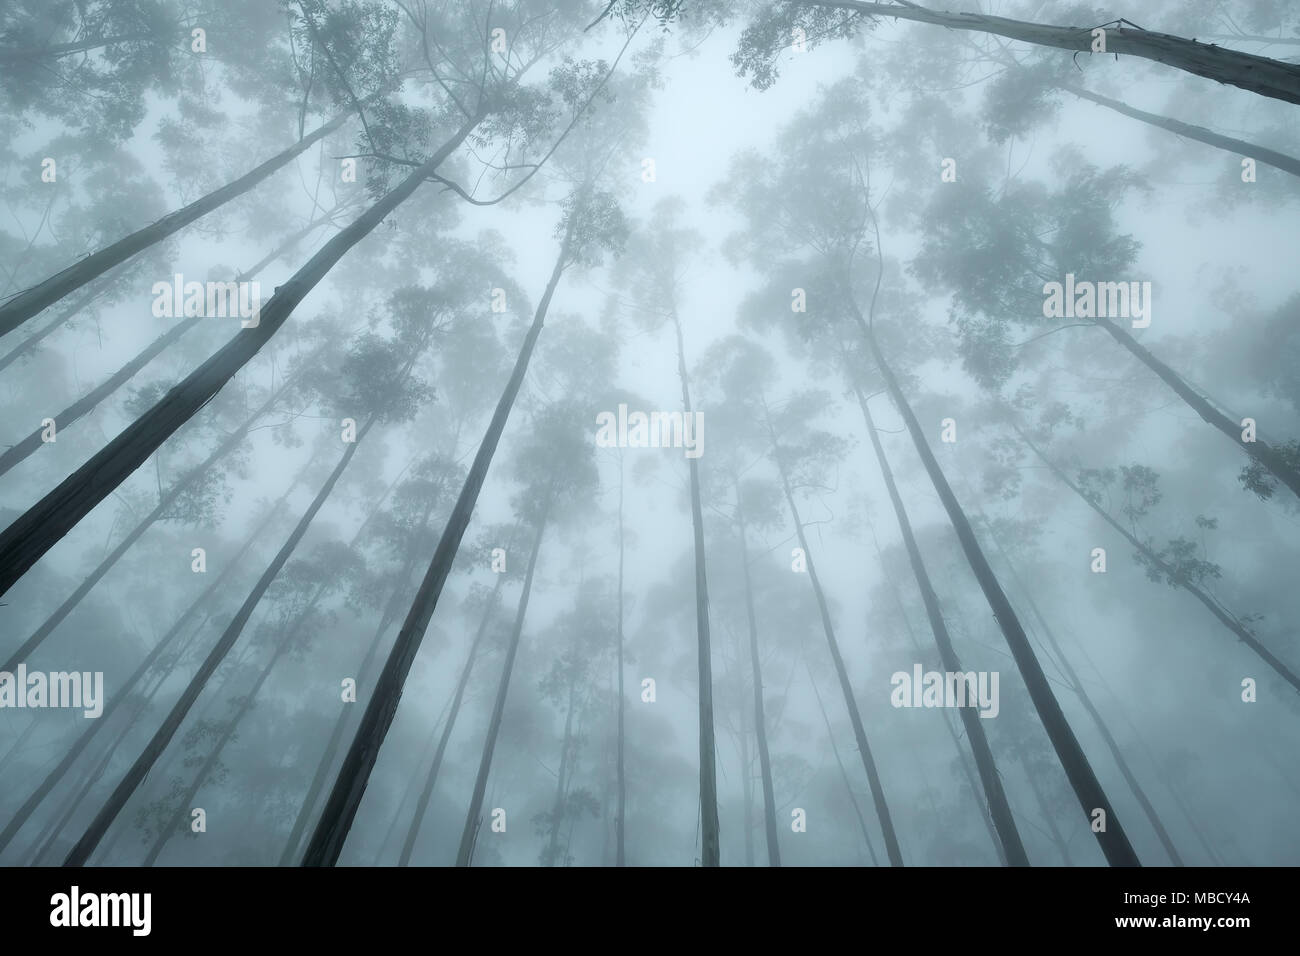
[852,385,1029,865]
[736,483,780,866]
[454,502,550,867]
[805,658,879,865]
[852,299,1140,866]
[0,107,360,335]
[302,210,574,867]
[669,308,720,867]
[0,204,345,478]
[0,280,113,374]
[396,574,504,866]
[63,413,379,865]
[615,453,627,867]
[0,480,284,853]
[543,670,578,866]
[1061,83,1300,179]
[804,0,1300,105]
[1016,424,1300,694]
[0,719,40,780]
[1,364,307,671]
[763,400,904,865]
[1092,317,1300,501]
[0,113,481,597]
[981,524,1185,865]
[1008,735,1073,864]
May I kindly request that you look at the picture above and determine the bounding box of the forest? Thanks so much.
[0,0,1297,868]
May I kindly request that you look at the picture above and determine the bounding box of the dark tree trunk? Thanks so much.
[302,217,573,866]
[396,572,504,866]
[855,303,1141,866]
[0,107,358,335]
[669,308,720,868]
[454,503,550,867]
[1,364,306,671]
[0,114,481,597]
[63,414,379,865]
[852,384,1029,866]
[805,658,879,865]
[735,481,780,866]
[806,0,1300,105]
[763,399,904,866]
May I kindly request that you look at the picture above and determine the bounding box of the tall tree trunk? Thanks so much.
[0,113,481,597]
[0,107,360,335]
[1,363,307,671]
[763,399,904,866]
[396,573,504,866]
[805,658,879,866]
[0,202,347,477]
[0,279,114,374]
[804,0,1300,105]
[852,384,1029,865]
[736,481,780,866]
[0,475,288,853]
[454,502,550,867]
[980,522,1185,865]
[1007,734,1073,864]
[141,459,402,866]
[63,413,379,865]
[301,210,574,867]
[1015,424,1300,694]
[543,667,579,866]
[861,506,1008,864]
[615,452,627,867]
[1092,317,1300,501]
[669,308,720,868]
[1061,83,1300,179]
[854,301,1140,867]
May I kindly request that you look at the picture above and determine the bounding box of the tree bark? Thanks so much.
[454,504,550,866]
[854,301,1140,866]
[301,213,572,866]
[806,1,1300,105]
[0,113,480,597]
[63,414,378,865]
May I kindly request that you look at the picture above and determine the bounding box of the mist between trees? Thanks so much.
[0,0,1298,867]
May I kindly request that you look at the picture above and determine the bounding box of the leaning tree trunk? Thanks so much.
[852,384,1029,866]
[854,300,1140,867]
[63,412,380,865]
[0,106,362,335]
[763,400,904,866]
[0,473,293,854]
[1016,424,1300,694]
[615,453,627,867]
[454,501,551,867]
[804,0,1300,105]
[301,212,575,867]
[1061,83,1300,180]
[396,572,505,866]
[1,362,308,671]
[1092,317,1300,501]
[0,112,482,597]
[142,459,402,866]
[669,308,721,868]
[982,524,1185,865]
[281,486,459,866]
[735,480,780,866]
[804,657,879,866]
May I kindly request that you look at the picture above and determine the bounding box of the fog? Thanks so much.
[1,0,1298,867]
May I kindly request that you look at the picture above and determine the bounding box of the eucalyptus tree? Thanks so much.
[0,0,634,597]
[453,400,601,866]
[713,77,1140,865]
[614,197,722,865]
